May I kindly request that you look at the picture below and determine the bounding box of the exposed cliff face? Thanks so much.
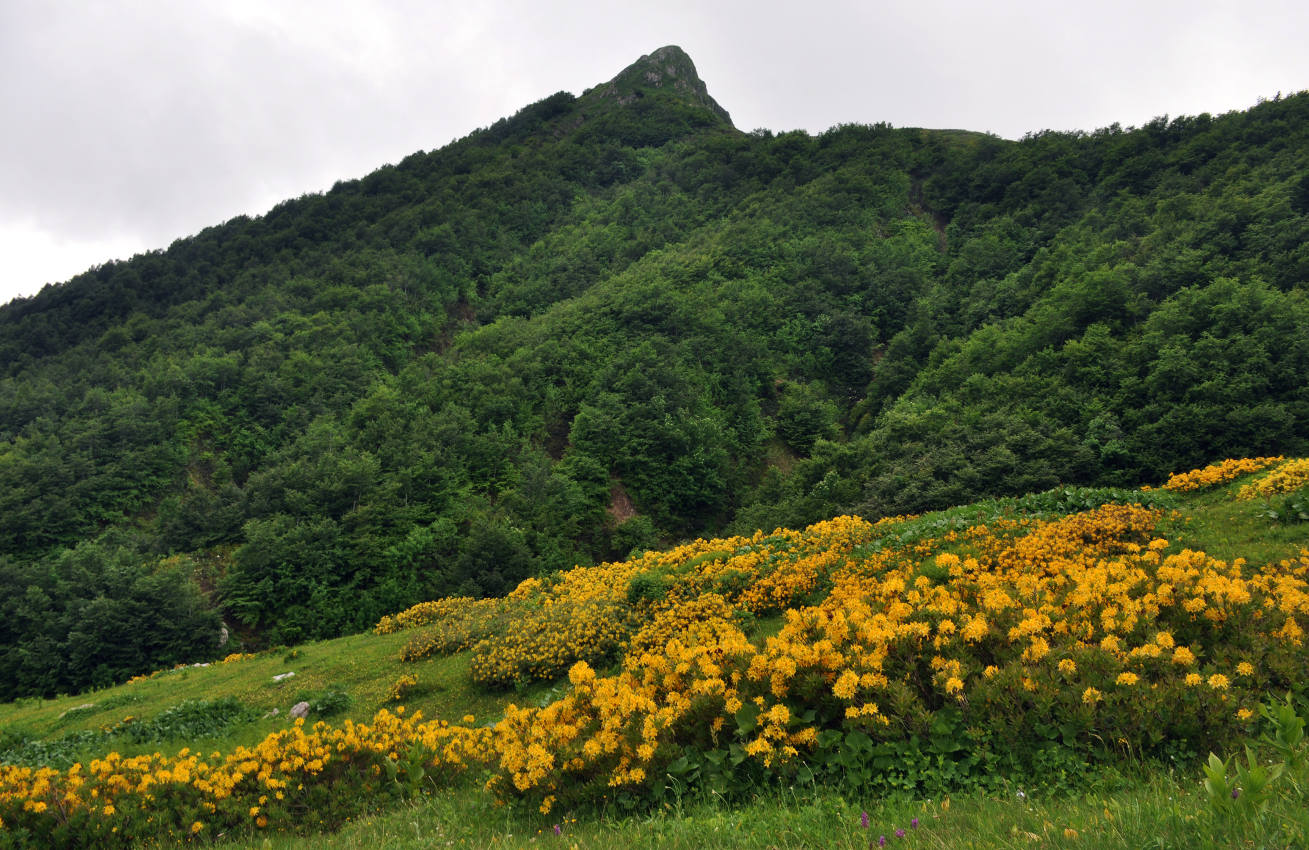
[581,45,733,127]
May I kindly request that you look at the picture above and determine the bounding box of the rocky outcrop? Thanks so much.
[581,45,733,126]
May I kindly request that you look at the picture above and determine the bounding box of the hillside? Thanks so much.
[1,46,1308,698]
[1,458,1307,848]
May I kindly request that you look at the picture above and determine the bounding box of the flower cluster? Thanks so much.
[387,674,418,703]
[0,712,495,847]
[472,493,1309,811]
[398,598,510,662]
[375,597,480,635]
[1160,457,1283,492]
[1236,458,1309,500]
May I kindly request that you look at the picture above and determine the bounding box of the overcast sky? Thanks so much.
[2,0,1306,307]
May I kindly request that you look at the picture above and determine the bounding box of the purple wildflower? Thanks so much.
[861,811,870,829]
[878,836,887,847]
[1231,788,1241,800]
[553,824,562,835]
[911,818,919,828]
[895,828,906,838]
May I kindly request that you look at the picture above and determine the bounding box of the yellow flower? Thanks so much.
[1171,647,1196,666]
[1115,672,1139,686]
[1082,687,1103,704]
[1184,673,1203,686]
[1236,662,1254,676]
[1057,658,1077,675]
[191,821,204,834]
[1207,674,1230,690]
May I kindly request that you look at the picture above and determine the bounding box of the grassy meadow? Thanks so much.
[3,457,1308,848]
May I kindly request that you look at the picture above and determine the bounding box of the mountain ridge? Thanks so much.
[580,45,733,126]
[0,48,1306,699]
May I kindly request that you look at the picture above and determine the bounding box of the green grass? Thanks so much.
[1160,483,1309,566]
[0,629,537,764]
[206,771,1306,850]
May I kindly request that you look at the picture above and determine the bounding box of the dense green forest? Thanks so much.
[1,46,1306,699]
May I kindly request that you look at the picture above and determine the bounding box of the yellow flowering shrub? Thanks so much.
[387,673,418,702]
[1160,457,1283,492]
[0,711,495,847]
[375,597,481,635]
[398,598,513,662]
[471,493,1309,811]
[1236,458,1309,500]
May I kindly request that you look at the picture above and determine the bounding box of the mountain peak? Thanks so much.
[585,45,732,127]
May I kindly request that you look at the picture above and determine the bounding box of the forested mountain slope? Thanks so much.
[1,46,1306,698]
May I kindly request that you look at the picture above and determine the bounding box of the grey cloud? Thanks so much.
[1,0,1305,304]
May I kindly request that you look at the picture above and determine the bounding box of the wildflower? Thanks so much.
[861,810,869,829]
[1057,658,1076,675]
[896,828,906,837]
[1236,662,1254,676]
[1115,672,1139,686]
[1082,687,1102,704]
[911,818,919,828]
[1208,674,1230,690]
[879,836,887,846]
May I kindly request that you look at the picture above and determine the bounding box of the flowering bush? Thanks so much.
[1237,458,1309,501]
[0,711,494,848]
[1161,457,1283,492]
[387,674,418,703]
[473,494,1309,812]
